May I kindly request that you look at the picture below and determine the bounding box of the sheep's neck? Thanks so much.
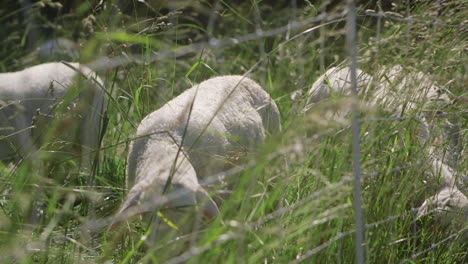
[136,138,197,192]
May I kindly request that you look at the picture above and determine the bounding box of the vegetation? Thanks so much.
[0,0,466,263]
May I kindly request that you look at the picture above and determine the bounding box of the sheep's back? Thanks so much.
[306,67,372,107]
[370,65,449,111]
[132,75,280,179]
[0,62,105,162]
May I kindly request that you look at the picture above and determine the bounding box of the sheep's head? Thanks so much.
[116,175,220,243]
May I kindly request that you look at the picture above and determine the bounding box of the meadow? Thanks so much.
[0,0,466,263]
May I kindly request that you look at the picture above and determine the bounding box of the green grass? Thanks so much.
[0,0,467,263]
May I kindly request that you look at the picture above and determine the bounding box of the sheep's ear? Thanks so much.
[196,189,219,222]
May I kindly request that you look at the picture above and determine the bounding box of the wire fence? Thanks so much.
[1,0,467,263]
[127,3,465,263]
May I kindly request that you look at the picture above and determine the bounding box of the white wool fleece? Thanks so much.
[0,62,106,171]
[121,75,281,227]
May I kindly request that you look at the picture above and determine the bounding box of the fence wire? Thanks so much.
[1,1,466,263]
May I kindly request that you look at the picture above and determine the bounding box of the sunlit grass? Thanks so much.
[0,0,466,263]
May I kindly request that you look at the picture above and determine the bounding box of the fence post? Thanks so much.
[346,0,365,263]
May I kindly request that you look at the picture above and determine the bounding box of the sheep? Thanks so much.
[305,65,459,164]
[369,66,463,166]
[118,75,281,242]
[305,65,450,113]
[369,67,467,229]
[0,62,106,174]
[305,65,465,231]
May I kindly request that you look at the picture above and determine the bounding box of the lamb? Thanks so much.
[118,75,281,241]
[0,62,106,173]
[305,65,451,113]
[305,65,465,230]
[305,65,459,163]
[369,67,466,228]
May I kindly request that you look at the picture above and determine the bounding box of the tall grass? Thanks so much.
[0,0,466,263]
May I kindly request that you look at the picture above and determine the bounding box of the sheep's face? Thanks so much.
[117,180,219,243]
[157,183,219,222]
[146,184,219,243]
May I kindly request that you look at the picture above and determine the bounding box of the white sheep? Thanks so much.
[306,65,459,164]
[305,65,465,229]
[0,62,106,173]
[118,75,281,241]
[370,66,462,169]
[305,65,450,113]
[368,67,467,228]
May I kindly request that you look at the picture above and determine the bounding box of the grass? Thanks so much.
[0,0,467,263]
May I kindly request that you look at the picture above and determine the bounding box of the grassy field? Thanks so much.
[0,0,467,263]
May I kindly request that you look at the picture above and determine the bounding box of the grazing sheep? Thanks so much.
[368,67,466,230]
[0,62,106,173]
[119,75,281,241]
[305,65,465,231]
[305,65,450,114]
[306,65,459,165]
